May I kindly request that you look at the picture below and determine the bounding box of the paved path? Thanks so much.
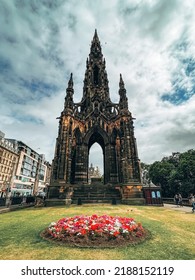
[163,203,194,213]
[0,203,34,214]
[0,203,194,214]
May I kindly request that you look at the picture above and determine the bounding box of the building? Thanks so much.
[0,132,19,197]
[88,163,101,179]
[88,163,102,184]
[48,30,144,205]
[7,139,48,196]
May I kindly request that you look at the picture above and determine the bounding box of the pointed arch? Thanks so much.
[83,126,109,148]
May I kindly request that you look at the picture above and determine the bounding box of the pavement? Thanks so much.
[0,203,194,214]
[163,203,194,213]
[0,203,35,214]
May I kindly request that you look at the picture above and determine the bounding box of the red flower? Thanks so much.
[81,229,87,235]
[91,224,98,230]
[48,215,144,240]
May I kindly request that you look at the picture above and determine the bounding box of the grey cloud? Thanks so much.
[0,0,195,166]
[166,129,195,147]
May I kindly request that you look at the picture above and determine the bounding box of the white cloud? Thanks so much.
[0,0,195,169]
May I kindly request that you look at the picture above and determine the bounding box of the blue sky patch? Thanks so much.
[162,87,194,105]
[183,58,195,76]
[0,57,12,73]
[21,78,59,97]
[11,113,43,125]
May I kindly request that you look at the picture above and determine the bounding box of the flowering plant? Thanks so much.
[46,214,145,241]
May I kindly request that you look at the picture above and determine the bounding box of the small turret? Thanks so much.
[68,72,73,89]
[119,74,128,111]
[64,73,74,113]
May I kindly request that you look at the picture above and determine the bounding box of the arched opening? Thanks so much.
[88,143,103,183]
[87,131,105,184]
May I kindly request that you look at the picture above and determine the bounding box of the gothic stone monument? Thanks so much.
[47,30,145,205]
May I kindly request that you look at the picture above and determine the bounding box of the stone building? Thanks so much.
[0,132,19,197]
[88,163,101,179]
[88,163,102,184]
[48,30,144,204]
[7,139,48,195]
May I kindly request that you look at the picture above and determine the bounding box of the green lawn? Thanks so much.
[0,204,194,260]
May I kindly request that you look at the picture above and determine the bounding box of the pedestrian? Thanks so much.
[174,193,179,207]
[191,195,195,213]
[188,194,195,213]
[5,192,12,208]
[178,193,183,207]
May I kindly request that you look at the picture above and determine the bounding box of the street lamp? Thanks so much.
[33,157,42,196]
[30,184,33,195]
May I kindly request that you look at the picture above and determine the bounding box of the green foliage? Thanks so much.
[149,161,175,196]
[148,149,195,197]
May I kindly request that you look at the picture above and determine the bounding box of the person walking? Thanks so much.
[189,194,195,213]
[192,196,195,213]
[178,193,183,207]
[174,193,179,207]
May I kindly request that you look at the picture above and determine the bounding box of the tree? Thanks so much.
[149,161,175,197]
[176,150,195,196]
[148,149,195,197]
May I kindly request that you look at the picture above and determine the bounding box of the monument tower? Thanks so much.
[48,30,144,205]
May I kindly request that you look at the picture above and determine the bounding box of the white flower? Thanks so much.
[115,219,121,227]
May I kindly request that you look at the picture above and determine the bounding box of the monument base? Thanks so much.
[121,198,145,205]
[45,198,72,207]
[119,183,145,205]
[46,182,145,206]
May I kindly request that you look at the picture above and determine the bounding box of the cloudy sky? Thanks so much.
[0,0,195,173]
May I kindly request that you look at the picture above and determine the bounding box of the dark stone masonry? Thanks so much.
[46,30,145,205]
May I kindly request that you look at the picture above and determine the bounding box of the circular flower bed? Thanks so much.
[41,214,150,248]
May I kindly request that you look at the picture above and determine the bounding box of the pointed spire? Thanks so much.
[119,74,128,110]
[90,29,102,60]
[82,31,110,103]
[68,73,73,89]
[93,29,99,42]
[119,73,125,89]
[64,73,74,113]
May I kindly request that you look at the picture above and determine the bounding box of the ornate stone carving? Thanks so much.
[48,30,144,204]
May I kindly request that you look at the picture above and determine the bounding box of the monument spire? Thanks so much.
[82,30,109,104]
[90,29,102,59]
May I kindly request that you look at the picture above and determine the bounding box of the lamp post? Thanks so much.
[33,157,42,196]
[30,184,33,195]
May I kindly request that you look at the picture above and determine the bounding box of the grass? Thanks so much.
[0,204,194,260]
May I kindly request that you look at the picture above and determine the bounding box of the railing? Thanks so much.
[11,196,36,205]
[0,198,6,207]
